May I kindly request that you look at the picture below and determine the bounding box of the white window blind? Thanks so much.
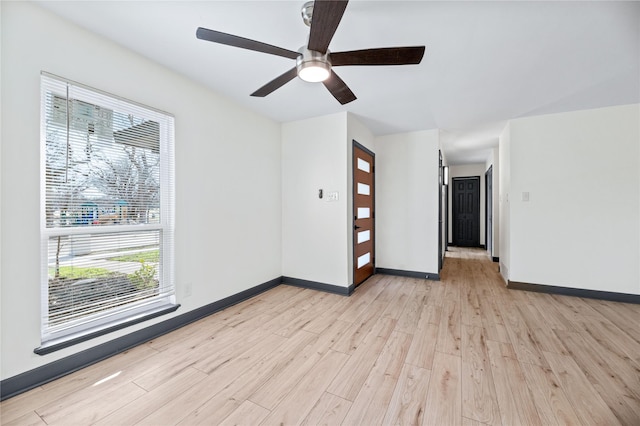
[40,73,175,347]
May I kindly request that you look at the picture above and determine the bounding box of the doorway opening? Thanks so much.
[485,166,493,256]
[439,152,448,270]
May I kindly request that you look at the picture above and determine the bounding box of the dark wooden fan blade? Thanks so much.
[196,27,299,60]
[251,67,298,97]
[307,0,349,54]
[331,46,425,66]
[322,70,356,105]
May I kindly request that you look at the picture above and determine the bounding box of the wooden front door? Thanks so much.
[353,142,375,286]
[452,177,480,247]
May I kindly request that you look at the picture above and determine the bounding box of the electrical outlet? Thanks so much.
[185,282,192,297]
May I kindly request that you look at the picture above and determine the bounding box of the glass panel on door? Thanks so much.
[357,183,370,195]
[357,207,370,219]
[357,158,370,173]
[357,252,371,269]
[357,230,371,244]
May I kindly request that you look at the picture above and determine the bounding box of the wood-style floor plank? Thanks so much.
[273,291,338,338]
[300,392,351,426]
[517,302,570,356]
[1,410,47,426]
[382,363,431,426]
[422,351,462,425]
[93,367,208,425]
[396,285,428,334]
[326,316,396,401]
[335,275,387,323]
[544,350,622,426]
[476,293,510,344]
[575,309,640,367]
[218,400,270,426]
[520,362,582,425]
[460,282,483,328]
[405,322,438,369]
[486,340,542,426]
[572,317,640,386]
[2,247,639,426]
[174,329,319,425]
[248,333,331,410]
[584,299,640,342]
[0,344,159,424]
[461,417,486,426]
[436,299,462,356]
[330,303,382,354]
[495,291,549,368]
[523,291,578,332]
[554,329,640,424]
[339,331,412,425]
[460,325,501,426]
[416,300,442,329]
[258,349,349,425]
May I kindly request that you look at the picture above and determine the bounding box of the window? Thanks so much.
[39,73,176,352]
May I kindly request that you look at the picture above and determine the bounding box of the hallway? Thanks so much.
[442,247,640,425]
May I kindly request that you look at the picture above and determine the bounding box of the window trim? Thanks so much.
[34,303,179,355]
[39,72,177,352]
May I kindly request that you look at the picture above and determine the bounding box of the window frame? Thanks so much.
[38,72,177,353]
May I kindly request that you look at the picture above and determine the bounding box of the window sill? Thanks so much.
[34,303,180,355]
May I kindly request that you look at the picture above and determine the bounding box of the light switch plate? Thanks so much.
[326,191,339,201]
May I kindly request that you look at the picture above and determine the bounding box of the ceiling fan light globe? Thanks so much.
[298,62,331,82]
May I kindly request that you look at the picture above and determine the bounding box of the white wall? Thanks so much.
[485,147,500,259]
[281,113,376,288]
[281,112,350,287]
[499,123,511,282]
[448,163,486,246]
[1,2,282,380]
[0,0,4,374]
[506,104,640,295]
[375,130,440,275]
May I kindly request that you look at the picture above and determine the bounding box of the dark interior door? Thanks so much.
[353,142,375,286]
[453,177,480,247]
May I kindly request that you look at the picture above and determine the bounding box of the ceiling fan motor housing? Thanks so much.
[296,47,331,82]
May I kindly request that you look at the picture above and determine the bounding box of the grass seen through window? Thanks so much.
[108,249,159,263]
[50,266,114,279]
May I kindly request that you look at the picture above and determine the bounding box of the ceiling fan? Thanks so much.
[196,0,425,105]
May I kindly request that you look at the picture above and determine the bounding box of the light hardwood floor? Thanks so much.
[2,248,640,425]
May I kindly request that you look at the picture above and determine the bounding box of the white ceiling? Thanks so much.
[34,1,640,164]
